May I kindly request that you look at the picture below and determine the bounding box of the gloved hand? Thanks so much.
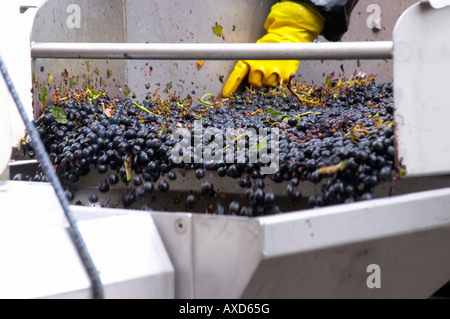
[222,1,325,98]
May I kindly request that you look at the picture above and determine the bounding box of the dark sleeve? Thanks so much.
[295,0,359,41]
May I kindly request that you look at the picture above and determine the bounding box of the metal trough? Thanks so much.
[2,0,450,298]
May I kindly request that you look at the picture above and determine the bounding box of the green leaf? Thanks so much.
[85,60,91,72]
[266,107,290,120]
[250,138,268,152]
[164,81,172,94]
[259,139,267,149]
[50,106,68,124]
[212,24,223,37]
[39,86,48,104]
[400,166,407,177]
[124,86,132,97]
[69,76,77,89]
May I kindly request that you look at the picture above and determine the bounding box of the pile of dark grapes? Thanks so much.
[19,74,402,217]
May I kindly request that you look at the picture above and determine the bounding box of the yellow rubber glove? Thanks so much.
[222,1,325,98]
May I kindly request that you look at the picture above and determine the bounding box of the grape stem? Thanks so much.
[287,73,303,105]
[198,93,215,106]
[133,102,155,115]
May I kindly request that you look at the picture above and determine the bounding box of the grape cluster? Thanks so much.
[20,74,402,216]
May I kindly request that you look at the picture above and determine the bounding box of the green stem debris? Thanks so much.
[133,102,155,115]
[124,155,133,182]
[198,93,215,106]
[191,113,206,120]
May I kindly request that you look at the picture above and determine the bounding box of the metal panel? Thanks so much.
[124,0,272,100]
[246,188,450,298]
[191,214,262,299]
[29,0,272,110]
[0,79,11,179]
[296,0,418,85]
[428,0,450,9]
[150,212,195,299]
[394,2,450,176]
[0,181,174,299]
[30,0,126,117]
[6,158,450,298]
[244,228,450,298]
[30,0,413,105]
[148,187,450,298]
